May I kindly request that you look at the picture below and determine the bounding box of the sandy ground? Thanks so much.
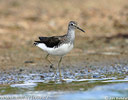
[0,0,128,71]
[0,37,128,71]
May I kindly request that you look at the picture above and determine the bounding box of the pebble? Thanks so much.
[0,64,128,85]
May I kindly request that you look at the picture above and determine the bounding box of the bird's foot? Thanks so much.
[49,64,54,72]
[50,64,54,68]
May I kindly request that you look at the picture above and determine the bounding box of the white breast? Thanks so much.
[37,43,73,56]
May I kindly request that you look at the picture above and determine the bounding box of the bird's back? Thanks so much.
[34,35,68,48]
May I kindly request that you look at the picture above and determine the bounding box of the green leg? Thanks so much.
[45,54,56,76]
[58,56,63,80]
[45,54,53,65]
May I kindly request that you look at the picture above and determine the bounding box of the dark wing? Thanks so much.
[34,36,61,48]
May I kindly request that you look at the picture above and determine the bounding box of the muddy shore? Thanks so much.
[0,36,128,84]
[0,0,128,85]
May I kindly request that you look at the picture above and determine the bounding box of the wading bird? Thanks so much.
[34,21,85,80]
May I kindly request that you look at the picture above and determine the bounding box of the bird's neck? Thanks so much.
[67,28,75,43]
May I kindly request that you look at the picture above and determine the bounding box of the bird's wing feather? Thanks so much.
[34,36,62,48]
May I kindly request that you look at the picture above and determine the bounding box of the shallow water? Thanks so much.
[0,79,128,100]
[0,64,128,100]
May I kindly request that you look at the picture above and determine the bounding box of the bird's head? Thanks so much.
[68,21,85,33]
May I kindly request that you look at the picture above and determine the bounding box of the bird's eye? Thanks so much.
[71,24,74,26]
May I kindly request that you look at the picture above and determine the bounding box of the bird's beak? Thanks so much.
[76,26,85,33]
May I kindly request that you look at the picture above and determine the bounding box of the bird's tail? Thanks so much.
[33,41,40,46]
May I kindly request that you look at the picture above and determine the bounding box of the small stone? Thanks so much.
[24,61,34,63]
[40,75,44,79]
[19,69,24,72]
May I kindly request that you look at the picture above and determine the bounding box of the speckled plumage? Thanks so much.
[34,21,85,56]
[34,21,85,79]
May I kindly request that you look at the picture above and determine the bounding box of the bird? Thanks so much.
[34,21,85,80]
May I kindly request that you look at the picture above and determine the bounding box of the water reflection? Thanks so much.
[0,78,128,100]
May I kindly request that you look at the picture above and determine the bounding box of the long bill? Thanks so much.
[76,26,85,33]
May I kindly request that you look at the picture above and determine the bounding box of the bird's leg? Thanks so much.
[45,54,57,78]
[58,56,63,80]
[45,54,53,66]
